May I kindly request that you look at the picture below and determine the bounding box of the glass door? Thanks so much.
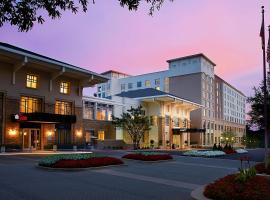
[23,129,41,150]
[30,129,41,150]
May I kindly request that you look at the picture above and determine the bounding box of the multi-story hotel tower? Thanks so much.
[97,54,246,147]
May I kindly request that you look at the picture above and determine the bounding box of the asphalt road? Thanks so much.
[0,151,258,200]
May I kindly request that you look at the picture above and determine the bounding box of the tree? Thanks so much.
[220,131,236,146]
[0,0,173,32]
[112,106,151,149]
[247,77,270,131]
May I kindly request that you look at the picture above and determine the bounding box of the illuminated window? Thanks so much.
[60,81,70,94]
[26,74,38,89]
[96,104,106,120]
[20,96,41,113]
[145,80,151,87]
[98,131,105,140]
[55,100,72,115]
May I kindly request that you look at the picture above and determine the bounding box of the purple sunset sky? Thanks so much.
[1,0,270,98]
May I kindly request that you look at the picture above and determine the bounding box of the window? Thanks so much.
[55,100,72,115]
[20,96,42,113]
[96,104,106,120]
[121,84,125,91]
[165,115,170,126]
[155,78,160,85]
[150,116,158,126]
[145,80,151,87]
[164,77,169,92]
[26,74,38,89]
[98,131,105,140]
[137,81,142,88]
[60,81,70,94]
[128,83,133,89]
[98,86,102,92]
[84,102,94,119]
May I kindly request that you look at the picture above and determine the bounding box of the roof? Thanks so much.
[0,42,108,82]
[101,70,130,76]
[167,53,216,66]
[115,88,202,107]
[215,75,246,97]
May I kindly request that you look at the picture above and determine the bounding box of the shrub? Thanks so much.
[212,143,218,151]
[39,153,102,167]
[217,143,223,151]
[223,149,236,154]
[235,167,257,183]
[255,162,270,175]
[52,157,123,168]
[204,174,270,200]
[123,153,172,161]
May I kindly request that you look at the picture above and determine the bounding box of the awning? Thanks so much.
[11,113,76,124]
[172,128,206,134]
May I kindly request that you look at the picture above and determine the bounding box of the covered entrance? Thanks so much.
[22,129,41,150]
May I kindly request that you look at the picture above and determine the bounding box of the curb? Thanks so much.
[36,163,128,171]
[191,185,212,200]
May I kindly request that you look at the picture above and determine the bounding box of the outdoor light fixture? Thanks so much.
[47,131,53,137]
[76,130,82,137]
[8,129,17,136]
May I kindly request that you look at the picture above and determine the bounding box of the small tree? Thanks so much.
[221,131,237,147]
[113,106,151,150]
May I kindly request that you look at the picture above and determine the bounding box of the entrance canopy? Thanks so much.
[116,88,202,111]
[11,112,76,124]
[172,128,206,135]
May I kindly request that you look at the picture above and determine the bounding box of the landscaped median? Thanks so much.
[123,152,173,161]
[183,148,248,158]
[38,153,124,169]
[191,161,270,200]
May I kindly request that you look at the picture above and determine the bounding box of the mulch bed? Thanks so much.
[255,163,270,175]
[44,157,123,168]
[122,153,173,161]
[204,174,270,200]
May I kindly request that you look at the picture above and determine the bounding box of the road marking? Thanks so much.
[95,169,201,190]
[171,161,238,171]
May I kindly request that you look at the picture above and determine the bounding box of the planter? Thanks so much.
[122,153,173,161]
[38,153,123,169]
[203,174,270,200]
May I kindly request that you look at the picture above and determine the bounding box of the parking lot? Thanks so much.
[0,150,257,200]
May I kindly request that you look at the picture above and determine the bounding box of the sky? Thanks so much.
[1,0,270,98]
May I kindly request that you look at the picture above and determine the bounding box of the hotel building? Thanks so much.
[96,54,246,147]
[0,42,107,151]
[83,88,201,148]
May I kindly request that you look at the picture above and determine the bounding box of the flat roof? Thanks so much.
[167,53,216,66]
[215,75,246,97]
[0,42,108,84]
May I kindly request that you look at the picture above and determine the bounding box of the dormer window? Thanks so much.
[26,74,38,89]
[60,81,70,94]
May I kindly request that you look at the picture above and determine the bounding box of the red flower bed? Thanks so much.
[204,174,270,200]
[255,163,270,175]
[52,157,123,168]
[223,149,236,154]
[122,153,173,161]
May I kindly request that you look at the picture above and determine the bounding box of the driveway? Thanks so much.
[0,152,256,200]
